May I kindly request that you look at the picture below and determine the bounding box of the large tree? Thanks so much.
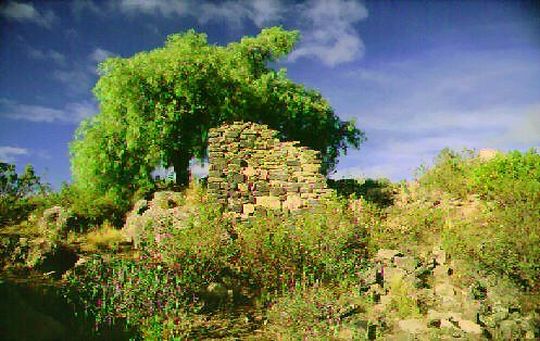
[70,27,364,202]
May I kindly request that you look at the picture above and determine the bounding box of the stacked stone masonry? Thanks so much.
[207,121,333,218]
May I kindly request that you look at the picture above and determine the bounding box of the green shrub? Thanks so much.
[386,275,421,318]
[64,255,205,337]
[418,148,475,199]
[56,184,132,230]
[64,190,369,337]
[357,194,446,254]
[0,162,50,227]
[82,222,126,252]
[263,283,371,340]
[328,178,395,207]
[470,149,540,204]
[233,197,367,300]
[422,148,540,291]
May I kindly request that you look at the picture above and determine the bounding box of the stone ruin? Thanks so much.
[207,121,333,218]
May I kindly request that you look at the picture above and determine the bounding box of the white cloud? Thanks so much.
[72,0,101,17]
[289,0,368,66]
[198,0,283,28]
[248,0,284,27]
[51,48,116,93]
[77,0,363,67]
[0,1,56,28]
[333,133,486,181]
[334,49,540,181]
[198,1,247,27]
[0,98,97,123]
[27,46,66,65]
[118,0,189,16]
[346,68,398,85]
[495,105,540,146]
[69,0,363,67]
[53,68,95,94]
[332,163,410,181]
[0,146,29,163]
[116,0,284,28]
[64,28,79,40]
[90,48,116,63]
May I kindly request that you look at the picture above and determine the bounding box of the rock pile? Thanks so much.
[357,245,538,339]
[124,191,191,248]
[207,122,333,218]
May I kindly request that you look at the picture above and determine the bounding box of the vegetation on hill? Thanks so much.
[420,148,540,291]
[1,147,539,339]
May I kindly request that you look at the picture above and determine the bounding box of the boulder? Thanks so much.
[393,256,418,273]
[39,206,75,241]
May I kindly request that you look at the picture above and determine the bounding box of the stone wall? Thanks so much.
[207,121,333,218]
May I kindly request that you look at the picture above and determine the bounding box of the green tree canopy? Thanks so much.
[70,27,364,204]
[0,162,48,226]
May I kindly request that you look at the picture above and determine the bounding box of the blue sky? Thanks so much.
[1,0,539,187]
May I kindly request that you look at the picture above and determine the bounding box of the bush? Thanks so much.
[82,222,126,252]
[0,162,49,227]
[418,148,475,199]
[263,283,371,340]
[328,178,395,207]
[56,184,132,230]
[470,149,540,204]
[421,148,540,291]
[64,189,368,337]
[234,198,367,299]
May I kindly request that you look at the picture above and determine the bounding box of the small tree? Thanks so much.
[70,27,365,204]
[0,162,48,226]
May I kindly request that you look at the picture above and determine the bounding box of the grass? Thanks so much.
[386,275,421,319]
[81,222,126,252]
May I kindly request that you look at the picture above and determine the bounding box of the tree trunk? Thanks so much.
[172,153,191,187]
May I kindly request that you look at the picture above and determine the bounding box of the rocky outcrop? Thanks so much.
[123,191,191,248]
[39,206,75,242]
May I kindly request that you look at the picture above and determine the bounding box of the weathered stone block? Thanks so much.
[255,196,281,210]
[243,203,255,215]
[284,195,303,211]
[242,166,257,177]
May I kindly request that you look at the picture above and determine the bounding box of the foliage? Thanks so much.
[65,254,208,332]
[64,191,368,337]
[82,222,126,252]
[420,148,540,291]
[70,27,364,207]
[418,148,475,199]
[0,162,49,226]
[233,199,367,299]
[263,283,371,340]
[328,177,395,207]
[54,183,133,229]
[386,275,421,318]
[469,149,540,204]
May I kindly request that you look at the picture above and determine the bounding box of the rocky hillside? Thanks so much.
[1,148,538,339]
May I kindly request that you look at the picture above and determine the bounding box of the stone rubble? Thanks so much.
[356,244,538,339]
